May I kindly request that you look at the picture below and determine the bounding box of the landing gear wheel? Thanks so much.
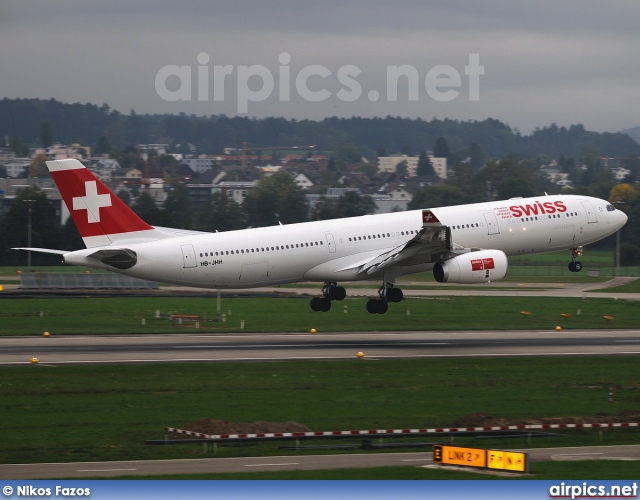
[311,296,332,312]
[375,300,388,314]
[318,297,332,312]
[329,286,346,301]
[387,288,403,303]
[568,261,583,273]
[366,299,379,314]
[366,299,388,314]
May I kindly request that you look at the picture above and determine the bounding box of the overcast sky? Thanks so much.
[2,0,639,134]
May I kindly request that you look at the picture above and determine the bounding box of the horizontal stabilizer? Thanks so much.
[11,247,66,255]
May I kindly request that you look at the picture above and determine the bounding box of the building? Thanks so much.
[182,158,219,174]
[377,154,447,179]
[212,181,256,205]
[0,148,15,163]
[30,143,92,160]
[2,158,30,178]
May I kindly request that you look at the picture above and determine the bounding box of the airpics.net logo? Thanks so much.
[155,52,484,113]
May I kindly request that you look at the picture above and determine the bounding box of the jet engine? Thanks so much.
[433,250,508,284]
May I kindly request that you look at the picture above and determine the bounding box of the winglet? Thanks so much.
[422,210,441,224]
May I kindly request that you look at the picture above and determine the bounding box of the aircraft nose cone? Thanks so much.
[618,210,628,227]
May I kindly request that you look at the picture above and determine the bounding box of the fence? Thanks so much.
[19,273,158,289]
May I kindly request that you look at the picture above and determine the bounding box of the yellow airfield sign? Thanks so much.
[432,445,528,473]
[432,445,486,468]
[487,449,528,472]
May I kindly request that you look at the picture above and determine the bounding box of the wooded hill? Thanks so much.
[1,98,639,160]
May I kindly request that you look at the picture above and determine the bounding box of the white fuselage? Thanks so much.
[63,194,627,288]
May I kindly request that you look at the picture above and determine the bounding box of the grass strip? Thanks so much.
[1,357,638,466]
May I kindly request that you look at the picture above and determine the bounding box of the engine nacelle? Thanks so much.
[433,250,508,283]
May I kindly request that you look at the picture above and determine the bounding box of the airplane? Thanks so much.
[15,159,628,314]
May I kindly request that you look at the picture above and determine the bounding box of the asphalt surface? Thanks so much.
[1,445,639,479]
[2,329,640,366]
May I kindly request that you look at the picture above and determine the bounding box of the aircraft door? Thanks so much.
[483,212,500,235]
[180,244,197,268]
[325,232,336,253]
[581,201,598,223]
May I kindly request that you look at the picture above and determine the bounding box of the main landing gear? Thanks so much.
[310,282,346,312]
[568,246,583,273]
[310,282,404,314]
[366,284,403,315]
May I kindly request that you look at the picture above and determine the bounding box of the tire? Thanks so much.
[333,286,346,301]
[568,262,576,272]
[574,261,583,272]
[375,300,388,314]
[366,299,378,314]
[318,297,332,312]
[310,297,321,311]
[388,288,403,303]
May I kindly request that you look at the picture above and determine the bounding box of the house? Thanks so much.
[2,158,30,178]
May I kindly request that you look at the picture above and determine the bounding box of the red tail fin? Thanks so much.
[47,159,156,247]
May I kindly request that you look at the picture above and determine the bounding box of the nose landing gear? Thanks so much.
[568,246,583,272]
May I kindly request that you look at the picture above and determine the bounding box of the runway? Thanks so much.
[2,329,640,366]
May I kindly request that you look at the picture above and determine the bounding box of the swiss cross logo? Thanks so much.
[422,210,440,224]
[72,181,112,223]
[471,258,495,271]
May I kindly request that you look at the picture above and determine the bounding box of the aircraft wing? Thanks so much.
[357,209,451,276]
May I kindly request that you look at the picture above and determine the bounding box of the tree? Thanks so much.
[29,154,49,178]
[131,192,173,226]
[313,196,341,221]
[395,159,409,177]
[481,159,538,200]
[95,134,112,156]
[609,183,638,205]
[335,191,377,218]
[242,173,309,227]
[417,151,435,176]
[497,177,535,199]
[335,143,362,169]
[468,142,486,169]
[400,144,412,156]
[40,120,53,148]
[117,190,131,206]
[408,185,466,210]
[9,137,30,157]
[0,186,61,265]
[433,136,451,162]
[376,145,388,158]
[163,184,193,229]
[195,191,246,232]
[445,163,483,203]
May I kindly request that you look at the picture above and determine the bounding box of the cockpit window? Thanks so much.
[606,204,616,212]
